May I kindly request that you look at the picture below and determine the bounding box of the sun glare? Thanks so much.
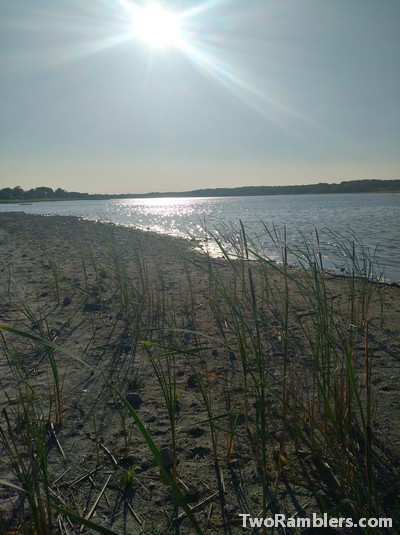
[118,0,297,123]
[132,4,182,49]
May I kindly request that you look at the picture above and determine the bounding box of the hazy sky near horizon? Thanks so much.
[0,0,399,194]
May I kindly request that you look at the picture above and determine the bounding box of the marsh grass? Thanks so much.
[0,384,51,534]
[39,245,61,305]
[0,222,399,533]
[249,227,396,525]
[183,224,398,528]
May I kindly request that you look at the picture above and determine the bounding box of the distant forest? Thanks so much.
[1,179,399,203]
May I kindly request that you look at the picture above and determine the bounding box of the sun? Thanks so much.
[132,4,182,50]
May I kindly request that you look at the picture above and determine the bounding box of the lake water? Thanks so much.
[1,193,399,283]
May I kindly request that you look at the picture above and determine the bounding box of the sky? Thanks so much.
[0,0,399,194]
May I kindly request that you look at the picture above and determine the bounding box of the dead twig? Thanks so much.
[100,443,118,466]
[69,465,102,487]
[49,422,67,460]
[79,474,112,532]
[177,491,219,521]
[127,502,142,525]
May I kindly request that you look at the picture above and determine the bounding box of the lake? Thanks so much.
[1,193,399,283]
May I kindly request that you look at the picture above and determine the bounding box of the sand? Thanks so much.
[0,212,399,533]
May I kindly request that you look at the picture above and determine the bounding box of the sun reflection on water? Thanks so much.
[1,195,399,282]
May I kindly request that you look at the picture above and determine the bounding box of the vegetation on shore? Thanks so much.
[0,217,399,533]
[0,178,399,203]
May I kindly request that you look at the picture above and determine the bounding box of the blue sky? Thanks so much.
[0,0,399,194]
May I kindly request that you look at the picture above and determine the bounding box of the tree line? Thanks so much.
[0,186,105,202]
[1,179,399,202]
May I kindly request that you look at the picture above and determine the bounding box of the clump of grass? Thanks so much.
[238,224,396,524]
[0,397,52,534]
[119,465,138,488]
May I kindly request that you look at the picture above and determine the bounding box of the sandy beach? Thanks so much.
[0,212,399,534]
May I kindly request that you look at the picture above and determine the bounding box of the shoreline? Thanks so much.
[1,212,399,533]
[2,209,399,287]
[0,189,398,205]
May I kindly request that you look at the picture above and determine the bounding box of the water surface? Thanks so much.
[2,193,399,283]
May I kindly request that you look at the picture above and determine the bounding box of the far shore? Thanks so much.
[0,190,398,205]
[1,178,399,204]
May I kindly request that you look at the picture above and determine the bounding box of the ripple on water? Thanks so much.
[1,193,399,282]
